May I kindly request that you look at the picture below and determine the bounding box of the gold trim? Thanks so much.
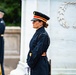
[0,64,2,75]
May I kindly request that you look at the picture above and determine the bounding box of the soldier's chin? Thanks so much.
[33,26,37,29]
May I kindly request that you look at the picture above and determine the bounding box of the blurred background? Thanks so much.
[0,0,21,75]
[0,0,21,27]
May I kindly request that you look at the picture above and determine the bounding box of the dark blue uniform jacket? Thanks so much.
[27,27,50,75]
[0,18,5,75]
[0,18,5,63]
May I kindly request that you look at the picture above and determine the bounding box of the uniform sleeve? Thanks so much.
[31,33,50,62]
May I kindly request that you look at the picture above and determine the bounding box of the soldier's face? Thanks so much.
[0,12,4,18]
[32,20,43,29]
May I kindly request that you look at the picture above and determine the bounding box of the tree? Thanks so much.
[0,0,21,26]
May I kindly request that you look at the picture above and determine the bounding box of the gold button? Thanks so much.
[1,34,4,36]
[29,53,32,56]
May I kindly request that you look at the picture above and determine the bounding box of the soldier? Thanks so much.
[27,11,50,75]
[0,10,6,75]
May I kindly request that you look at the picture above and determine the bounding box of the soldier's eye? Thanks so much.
[33,20,38,23]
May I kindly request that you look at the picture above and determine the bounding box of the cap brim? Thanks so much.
[31,18,39,21]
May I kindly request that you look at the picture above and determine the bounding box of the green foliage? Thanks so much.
[0,0,21,26]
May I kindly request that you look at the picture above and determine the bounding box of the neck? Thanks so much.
[36,26,43,30]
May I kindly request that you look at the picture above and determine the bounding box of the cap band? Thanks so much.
[34,15,47,22]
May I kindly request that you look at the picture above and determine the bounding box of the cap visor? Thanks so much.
[31,18,39,21]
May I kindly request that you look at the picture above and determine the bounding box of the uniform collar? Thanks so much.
[36,26,45,33]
